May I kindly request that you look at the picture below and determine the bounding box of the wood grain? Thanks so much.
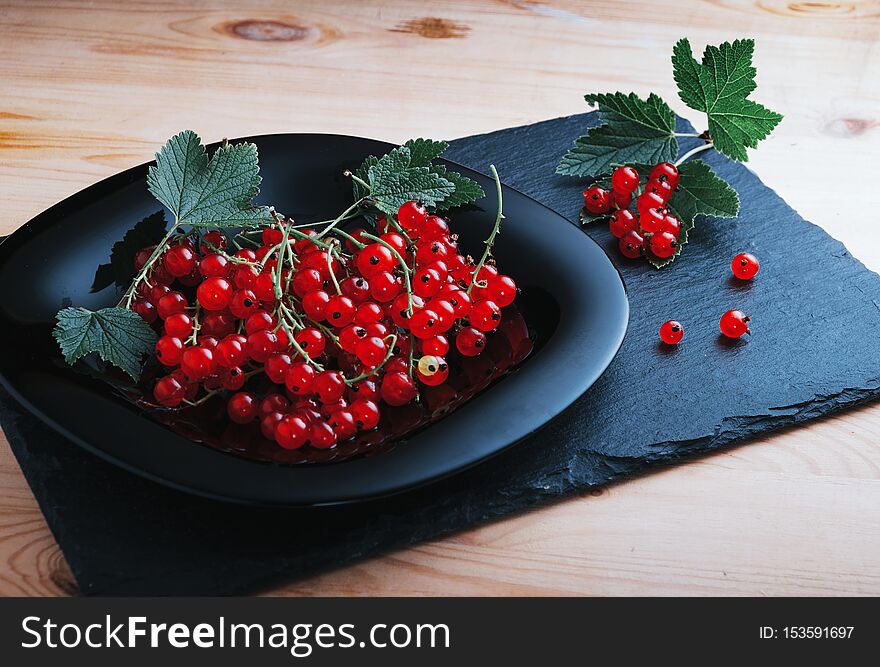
[1,0,879,596]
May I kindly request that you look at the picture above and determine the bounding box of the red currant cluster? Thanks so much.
[582,162,682,261]
[658,252,759,344]
[130,200,518,452]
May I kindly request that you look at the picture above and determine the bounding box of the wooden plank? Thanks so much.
[1,0,878,596]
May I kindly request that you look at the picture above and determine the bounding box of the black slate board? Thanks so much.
[2,113,880,596]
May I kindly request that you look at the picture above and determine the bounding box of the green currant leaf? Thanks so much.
[672,38,783,162]
[429,164,485,210]
[647,159,740,268]
[403,138,448,167]
[53,307,158,380]
[578,208,611,226]
[146,130,272,229]
[91,211,168,292]
[367,145,455,216]
[557,92,678,178]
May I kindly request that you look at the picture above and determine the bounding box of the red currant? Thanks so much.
[611,166,640,194]
[639,207,665,234]
[199,253,229,278]
[325,295,355,327]
[421,215,450,241]
[649,231,678,259]
[636,191,665,216]
[649,162,680,189]
[265,353,293,384]
[354,302,383,326]
[328,409,357,440]
[227,392,258,424]
[245,310,275,334]
[422,335,449,357]
[619,230,644,259]
[609,209,637,238]
[220,366,246,391]
[369,271,402,303]
[153,375,185,407]
[133,299,157,324]
[247,328,280,363]
[215,334,248,368]
[260,412,285,440]
[487,275,516,307]
[340,276,371,304]
[180,345,214,380]
[164,313,193,339]
[660,214,681,238]
[310,421,338,449]
[416,354,449,386]
[260,393,290,416]
[456,326,486,357]
[338,324,367,353]
[645,178,674,202]
[155,336,184,366]
[414,267,442,298]
[156,291,187,319]
[348,379,379,404]
[301,290,330,321]
[253,271,277,302]
[285,362,316,395]
[583,186,612,215]
[659,320,683,345]
[409,308,441,339]
[357,243,395,278]
[229,289,260,319]
[292,268,323,298]
[197,276,233,311]
[163,245,196,278]
[397,201,427,233]
[380,371,418,406]
[720,310,751,338]
[350,398,380,430]
[469,299,502,332]
[275,415,309,449]
[200,230,227,254]
[611,190,632,211]
[379,232,407,254]
[294,327,326,358]
[355,336,387,367]
[731,253,759,280]
[313,370,346,403]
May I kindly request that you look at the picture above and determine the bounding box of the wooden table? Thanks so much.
[1,0,879,596]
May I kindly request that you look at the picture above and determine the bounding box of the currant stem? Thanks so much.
[345,171,371,193]
[467,164,503,296]
[674,141,714,167]
[120,222,181,308]
[314,200,365,240]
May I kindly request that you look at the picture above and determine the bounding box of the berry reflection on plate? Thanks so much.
[53,131,532,464]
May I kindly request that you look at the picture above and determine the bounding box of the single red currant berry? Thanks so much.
[197,276,233,311]
[639,207,665,234]
[636,191,665,216]
[357,243,395,278]
[380,371,418,406]
[200,230,227,254]
[469,299,502,332]
[720,310,751,338]
[612,190,632,211]
[440,287,472,319]
[156,291,188,319]
[253,271,277,302]
[310,421,338,449]
[199,253,230,278]
[429,299,455,332]
[301,290,330,321]
[354,302,383,326]
[350,398,381,430]
[134,246,155,272]
[487,275,517,307]
[422,335,449,357]
[153,375,185,407]
[260,393,290,416]
[181,346,214,380]
[229,289,259,319]
[215,334,248,368]
[262,227,284,247]
[133,299,157,324]
[379,232,407,254]
[200,311,235,338]
[583,186,612,215]
[368,271,402,303]
[619,230,644,259]
[649,231,678,259]
[340,276,371,304]
[247,328,280,363]
[291,268,322,298]
[649,162,680,189]
[409,308,441,339]
[659,320,684,345]
[221,366,246,391]
[233,264,259,290]
[325,295,355,327]
[609,209,637,238]
[731,253,760,280]
[414,267,442,298]
[155,335,184,366]
[163,245,196,278]
[265,353,293,384]
[274,415,309,450]
[294,327,326,358]
[660,214,681,238]
[456,326,486,357]
[285,362,316,395]
[415,240,449,267]
[645,178,674,202]
[313,370,346,403]
[260,411,285,440]
[355,336,387,367]
[416,354,449,386]
[328,409,357,440]
[348,379,379,404]
[245,310,275,335]
[338,324,368,353]
[397,200,428,232]
[611,166,640,194]
[227,392,258,424]
[421,215,450,241]
[164,313,193,339]
[147,284,171,306]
